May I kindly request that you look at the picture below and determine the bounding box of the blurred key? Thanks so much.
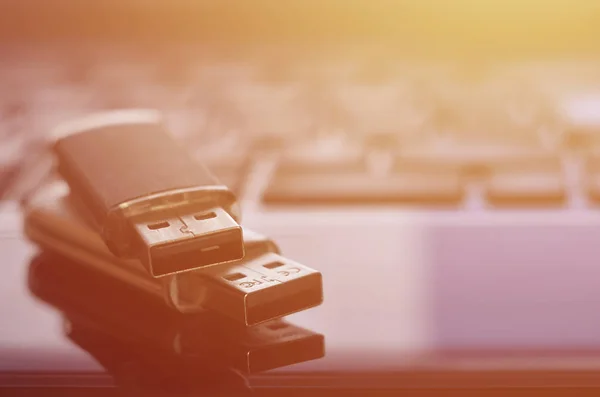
[448,96,546,149]
[429,97,465,136]
[483,155,567,207]
[391,157,466,205]
[584,153,600,204]
[262,171,464,206]
[399,140,542,176]
[560,93,600,148]
[504,87,549,130]
[206,156,251,198]
[193,141,252,197]
[331,83,423,144]
[277,135,366,173]
[226,82,311,142]
[263,148,364,205]
[262,152,465,206]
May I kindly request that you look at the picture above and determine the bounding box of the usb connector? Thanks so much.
[242,253,323,326]
[133,207,244,277]
[173,252,323,326]
[232,252,323,326]
[52,110,244,276]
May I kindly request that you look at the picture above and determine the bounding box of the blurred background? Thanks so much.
[6,0,600,372]
[3,1,600,206]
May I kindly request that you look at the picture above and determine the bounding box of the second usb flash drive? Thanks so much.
[51,109,244,277]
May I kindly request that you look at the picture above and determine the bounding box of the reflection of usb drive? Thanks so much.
[23,180,323,326]
[64,317,252,391]
[51,109,243,277]
[28,253,325,375]
[64,315,325,376]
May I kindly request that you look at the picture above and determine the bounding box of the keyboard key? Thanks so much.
[262,155,465,206]
[226,83,312,139]
[278,138,366,173]
[194,148,251,197]
[483,155,567,207]
[584,154,600,204]
[447,105,547,148]
[560,94,600,148]
[399,141,543,176]
[332,84,425,140]
[209,160,250,198]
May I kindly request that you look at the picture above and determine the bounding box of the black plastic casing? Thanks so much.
[54,122,240,260]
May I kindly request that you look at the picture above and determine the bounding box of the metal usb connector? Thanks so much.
[169,251,323,326]
[133,206,243,277]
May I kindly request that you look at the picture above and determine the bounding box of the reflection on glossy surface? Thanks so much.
[26,251,324,389]
[9,197,600,391]
[64,317,250,393]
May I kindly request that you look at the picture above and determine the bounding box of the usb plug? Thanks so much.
[172,251,323,326]
[134,207,243,277]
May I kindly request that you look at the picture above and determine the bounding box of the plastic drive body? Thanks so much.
[23,179,324,326]
[52,109,243,277]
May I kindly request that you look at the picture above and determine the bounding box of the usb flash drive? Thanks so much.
[51,109,244,277]
[23,179,323,326]
[167,228,324,325]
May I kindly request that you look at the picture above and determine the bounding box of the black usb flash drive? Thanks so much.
[52,110,244,277]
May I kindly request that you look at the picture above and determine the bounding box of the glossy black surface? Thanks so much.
[6,202,600,393]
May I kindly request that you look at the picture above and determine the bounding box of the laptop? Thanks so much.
[4,1,600,394]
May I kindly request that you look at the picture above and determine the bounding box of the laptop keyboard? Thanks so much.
[3,44,600,210]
